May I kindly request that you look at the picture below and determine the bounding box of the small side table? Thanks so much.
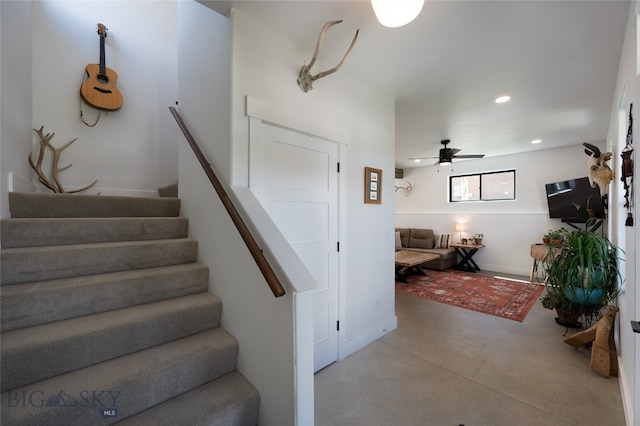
[530,243,560,282]
[449,243,484,273]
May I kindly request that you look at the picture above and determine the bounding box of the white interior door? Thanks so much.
[256,123,339,372]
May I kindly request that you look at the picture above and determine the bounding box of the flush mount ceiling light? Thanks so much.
[371,0,425,28]
[495,95,511,104]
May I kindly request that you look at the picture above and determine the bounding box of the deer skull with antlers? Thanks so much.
[583,142,614,196]
[297,20,359,93]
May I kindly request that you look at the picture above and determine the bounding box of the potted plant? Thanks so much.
[473,233,484,245]
[540,215,621,326]
[540,284,582,326]
[544,228,565,245]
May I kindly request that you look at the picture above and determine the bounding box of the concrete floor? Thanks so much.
[315,272,626,426]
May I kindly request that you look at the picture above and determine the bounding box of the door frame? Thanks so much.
[244,95,348,362]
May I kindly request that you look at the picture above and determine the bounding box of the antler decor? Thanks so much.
[28,126,98,193]
[583,142,614,196]
[394,181,412,195]
[297,20,359,93]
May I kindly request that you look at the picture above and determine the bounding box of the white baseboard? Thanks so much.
[7,174,159,198]
[478,262,530,277]
[617,359,635,426]
[339,314,397,361]
[8,172,34,192]
[84,187,159,197]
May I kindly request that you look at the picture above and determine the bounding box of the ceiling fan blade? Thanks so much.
[452,154,485,159]
[410,141,485,163]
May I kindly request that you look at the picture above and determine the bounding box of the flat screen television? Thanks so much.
[545,177,604,220]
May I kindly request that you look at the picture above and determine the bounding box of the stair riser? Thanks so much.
[8,192,181,218]
[1,264,209,332]
[1,193,260,423]
[1,239,198,285]
[2,293,222,392]
[0,329,238,426]
[116,372,260,426]
[1,217,189,248]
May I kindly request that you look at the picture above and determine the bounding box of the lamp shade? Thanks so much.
[371,0,425,28]
[455,223,465,232]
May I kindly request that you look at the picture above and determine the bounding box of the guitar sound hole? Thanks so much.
[97,74,109,84]
[93,86,113,94]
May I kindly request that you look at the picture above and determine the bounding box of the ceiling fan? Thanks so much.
[409,139,485,165]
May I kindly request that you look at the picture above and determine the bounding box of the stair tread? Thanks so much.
[1,238,199,285]
[8,192,181,218]
[2,292,222,392]
[1,217,189,248]
[1,193,260,424]
[115,371,259,426]
[1,263,210,331]
[1,237,196,253]
[1,262,208,295]
[0,328,239,425]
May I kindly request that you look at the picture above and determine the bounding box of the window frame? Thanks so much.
[449,169,516,202]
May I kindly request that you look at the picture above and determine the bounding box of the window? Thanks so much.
[450,170,515,202]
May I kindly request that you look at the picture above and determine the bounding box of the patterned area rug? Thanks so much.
[395,269,544,322]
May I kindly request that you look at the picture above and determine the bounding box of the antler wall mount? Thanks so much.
[583,142,614,196]
[297,20,359,93]
[394,181,412,195]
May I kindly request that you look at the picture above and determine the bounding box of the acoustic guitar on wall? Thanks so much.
[80,23,123,111]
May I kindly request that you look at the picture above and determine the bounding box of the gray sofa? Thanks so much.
[395,228,458,271]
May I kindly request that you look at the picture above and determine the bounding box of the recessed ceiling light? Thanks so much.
[531,139,542,144]
[495,95,511,104]
[414,159,422,163]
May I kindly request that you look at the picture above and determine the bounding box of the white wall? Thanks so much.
[395,144,594,275]
[1,1,33,218]
[177,3,302,425]
[604,5,639,425]
[178,5,398,422]
[228,11,398,360]
[7,1,179,204]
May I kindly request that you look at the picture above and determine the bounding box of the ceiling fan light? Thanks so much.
[371,0,425,28]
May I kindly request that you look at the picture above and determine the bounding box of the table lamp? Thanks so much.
[455,223,465,243]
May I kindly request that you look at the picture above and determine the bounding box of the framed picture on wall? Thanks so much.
[364,167,382,204]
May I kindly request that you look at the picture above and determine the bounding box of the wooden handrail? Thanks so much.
[169,106,286,298]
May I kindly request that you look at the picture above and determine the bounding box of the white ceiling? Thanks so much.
[202,0,631,169]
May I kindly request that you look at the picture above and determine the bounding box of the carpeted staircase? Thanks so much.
[0,191,260,425]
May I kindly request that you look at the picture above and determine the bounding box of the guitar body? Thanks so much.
[80,64,123,111]
[80,24,123,112]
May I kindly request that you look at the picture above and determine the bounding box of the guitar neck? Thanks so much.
[99,35,106,76]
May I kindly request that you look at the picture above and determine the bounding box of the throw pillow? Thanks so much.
[408,229,434,249]
[434,234,451,249]
[395,232,402,249]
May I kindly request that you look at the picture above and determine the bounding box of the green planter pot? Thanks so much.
[564,268,606,306]
[564,287,603,306]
